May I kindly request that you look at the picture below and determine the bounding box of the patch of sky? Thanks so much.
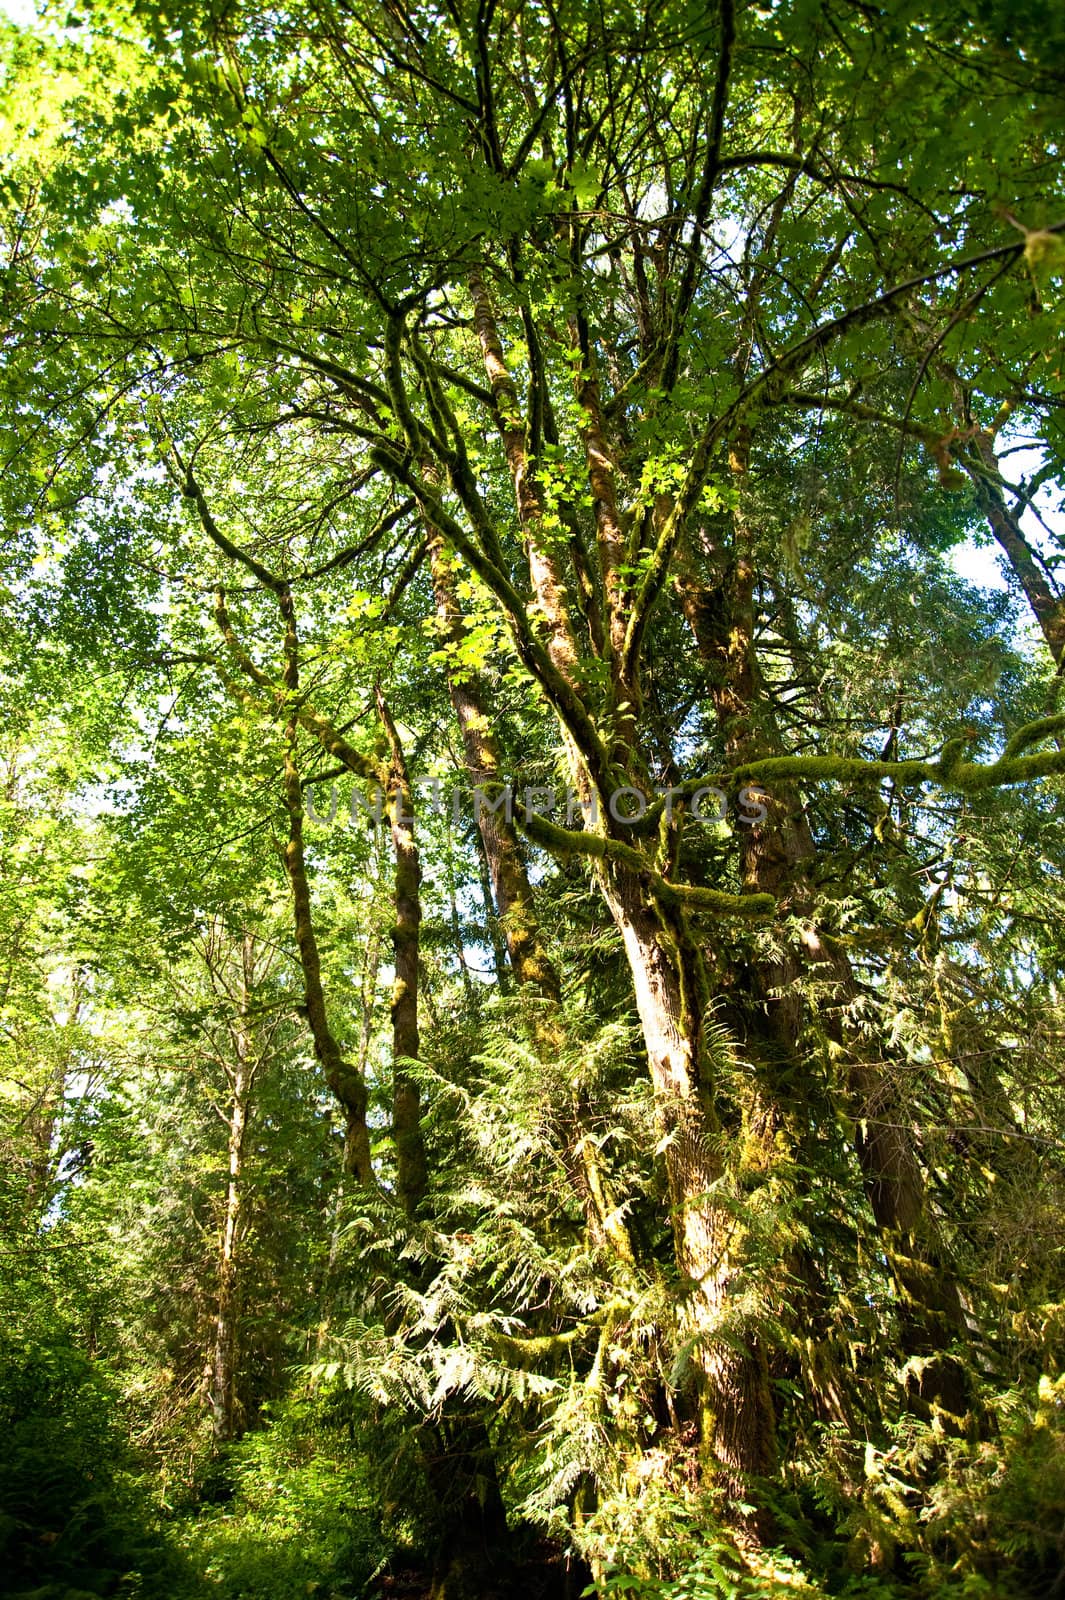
[948,440,1063,621]
[0,0,36,25]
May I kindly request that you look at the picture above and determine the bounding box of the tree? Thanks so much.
[3,0,1065,1583]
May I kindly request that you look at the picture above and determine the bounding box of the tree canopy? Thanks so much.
[2,1,1065,1596]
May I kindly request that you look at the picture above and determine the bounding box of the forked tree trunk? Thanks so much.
[429,531,642,1265]
[467,273,776,1495]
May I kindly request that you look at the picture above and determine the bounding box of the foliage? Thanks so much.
[0,1279,175,1599]
[168,1399,389,1600]
[2,0,1065,1594]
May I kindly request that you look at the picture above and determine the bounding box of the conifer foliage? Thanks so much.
[1,0,1065,1595]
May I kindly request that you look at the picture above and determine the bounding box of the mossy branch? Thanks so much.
[1002,713,1065,761]
[674,721,1065,796]
[518,805,649,871]
[489,1296,632,1366]
[655,880,775,920]
[517,808,773,920]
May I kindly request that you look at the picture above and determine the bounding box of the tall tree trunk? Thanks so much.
[468,273,776,1494]
[600,865,777,1492]
[201,930,270,1444]
[376,687,428,1217]
[321,923,383,1315]
[429,536,561,1003]
[674,508,971,1413]
[428,526,639,1262]
[425,543,641,1582]
[277,588,376,1187]
[206,963,253,1443]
